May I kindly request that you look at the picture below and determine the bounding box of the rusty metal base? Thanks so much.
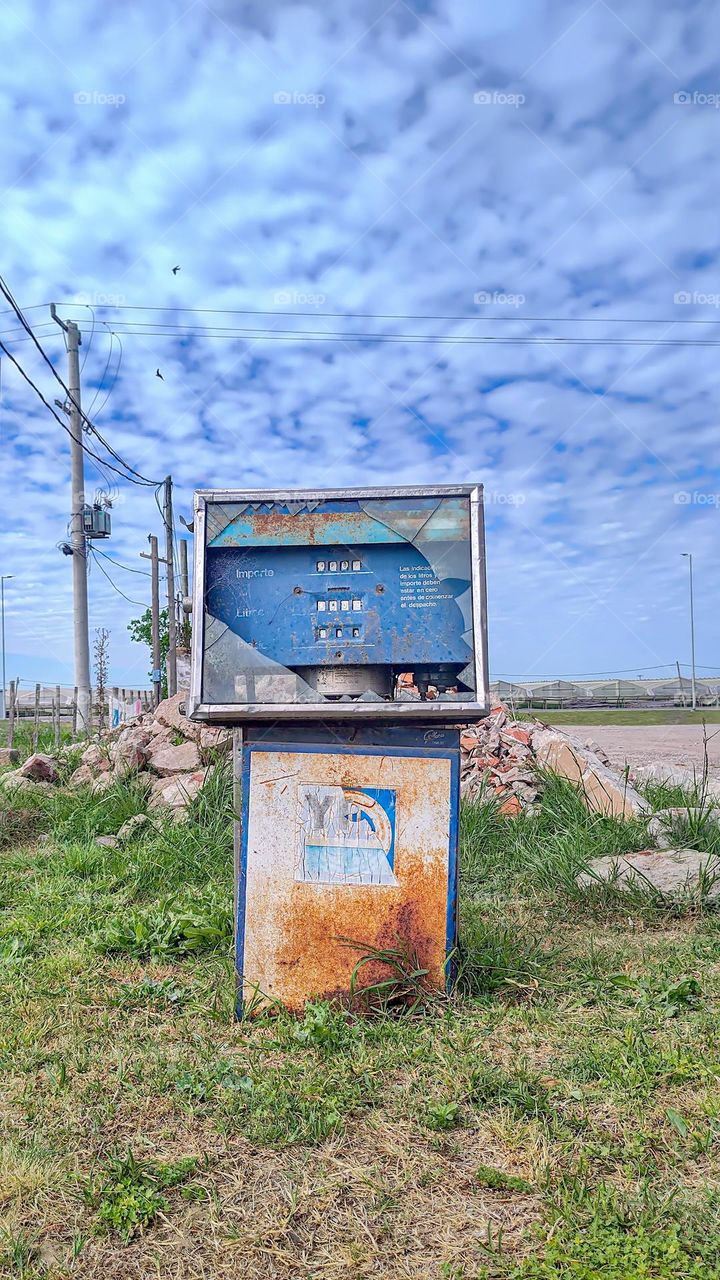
[234,723,460,1016]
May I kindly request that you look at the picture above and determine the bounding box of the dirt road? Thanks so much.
[566,724,720,777]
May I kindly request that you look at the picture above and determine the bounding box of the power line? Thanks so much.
[85,328,116,416]
[70,320,720,346]
[91,545,152,577]
[0,276,160,486]
[0,335,165,485]
[88,328,123,420]
[57,301,720,325]
[88,547,147,607]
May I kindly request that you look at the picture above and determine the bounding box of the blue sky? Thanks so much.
[1,0,719,689]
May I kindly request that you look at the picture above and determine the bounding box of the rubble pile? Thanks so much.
[2,698,649,823]
[460,705,540,815]
[461,704,648,819]
[0,693,231,816]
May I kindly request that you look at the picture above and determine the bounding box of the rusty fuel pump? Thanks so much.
[188,485,489,1013]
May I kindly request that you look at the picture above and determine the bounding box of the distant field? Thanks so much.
[532,708,720,726]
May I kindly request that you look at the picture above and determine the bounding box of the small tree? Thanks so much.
[94,627,110,731]
[128,608,170,699]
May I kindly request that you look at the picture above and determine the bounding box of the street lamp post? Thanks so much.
[0,575,12,720]
[681,554,697,711]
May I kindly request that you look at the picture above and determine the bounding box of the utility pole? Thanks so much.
[179,538,189,604]
[140,536,162,708]
[0,574,11,719]
[51,306,90,733]
[681,553,697,711]
[163,476,177,697]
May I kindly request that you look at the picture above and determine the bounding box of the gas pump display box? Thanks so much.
[234,724,460,1013]
[189,485,489,722]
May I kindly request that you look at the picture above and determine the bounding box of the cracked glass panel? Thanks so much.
[201,494,475,705]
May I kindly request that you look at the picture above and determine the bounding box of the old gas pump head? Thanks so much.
[188,485,488,723]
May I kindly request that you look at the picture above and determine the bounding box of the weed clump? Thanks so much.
[93,893,232,959]
[85,1150,198,1242]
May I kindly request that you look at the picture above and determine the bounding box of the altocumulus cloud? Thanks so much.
[0,0,719,684]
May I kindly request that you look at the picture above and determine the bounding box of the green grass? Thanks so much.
[532,708,720,725]
[3,764,720,1276]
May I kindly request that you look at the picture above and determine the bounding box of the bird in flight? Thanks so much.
[155,368,164,379]
[172,265,181,275]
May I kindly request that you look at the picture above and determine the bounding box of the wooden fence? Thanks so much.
[4,680,153,750]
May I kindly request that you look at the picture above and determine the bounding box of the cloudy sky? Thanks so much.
[1,0,719,691]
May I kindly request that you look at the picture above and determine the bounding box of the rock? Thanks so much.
[69,763,95,787]
[632,763,720,801]
[148,768,209,811]
[0,768,38,792]
[116,813,152,843]
[81,743,111,774]
[532,728,647,818]
[95,834,119,849]
[499,795,522,817]
[577,849,720,900]
[0,747,19,767]
[648,807,717,850]
[91,772,117,794]
[18,753,59,783]
[113,741,147,778]
[199,725,232,755]
[147,740,201,777]
[154,692,201,742]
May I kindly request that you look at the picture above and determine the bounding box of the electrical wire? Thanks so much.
[88,546,147,607]
[0,336,163,485]
[79,304,95,372]
[70,320,720,346]
[85,328,116,416]
[57,301,720,325]
[92,545,152,577]
[88,327,123,420]
[0,276,161,486]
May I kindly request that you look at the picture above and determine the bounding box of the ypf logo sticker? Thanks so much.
[295,783,397,885]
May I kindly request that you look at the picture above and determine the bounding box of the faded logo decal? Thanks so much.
[296,783,397,885]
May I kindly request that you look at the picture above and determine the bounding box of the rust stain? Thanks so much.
[224,510,371,547]
[269,860,446,1010]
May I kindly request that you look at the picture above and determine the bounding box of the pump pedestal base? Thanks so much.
[234,723,460,1014]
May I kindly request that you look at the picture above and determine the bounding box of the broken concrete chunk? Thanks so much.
[147,740,202,777]
[577,849,720,899]
[148,768,209,811]
[154,692,202,741]
[532,728,647,818]
[648,807,718,850]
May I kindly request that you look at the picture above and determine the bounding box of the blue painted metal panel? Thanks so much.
[206,540,471,669]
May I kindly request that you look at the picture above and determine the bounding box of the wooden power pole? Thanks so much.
[141,534,163,708]
[163,476,177,697]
